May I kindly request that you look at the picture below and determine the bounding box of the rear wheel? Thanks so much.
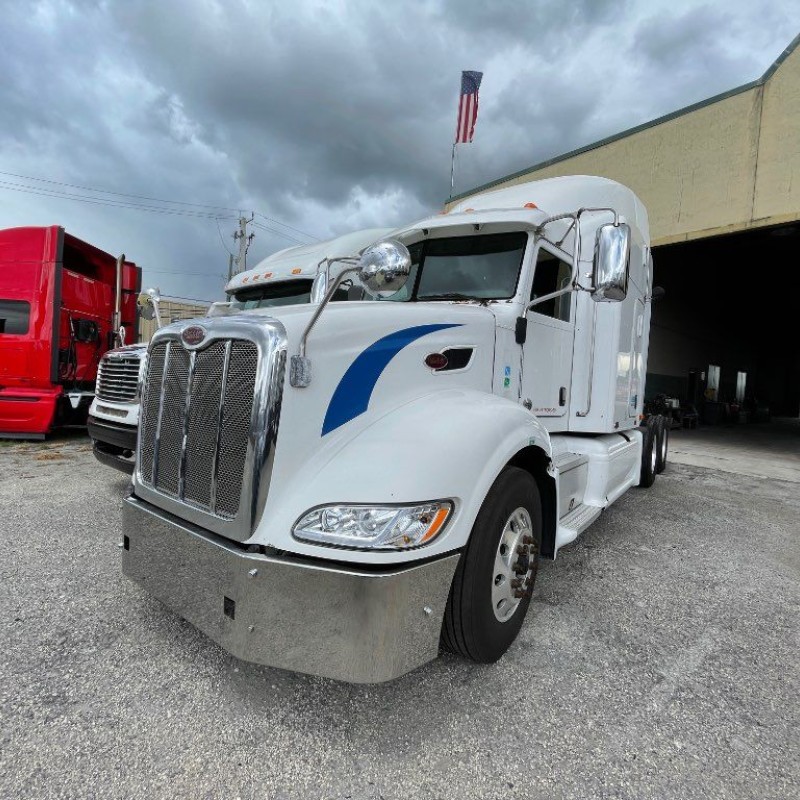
[441,467,541,662]
[655,416,669,474]
[638,421,657,488]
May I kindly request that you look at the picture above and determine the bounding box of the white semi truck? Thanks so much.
[89,228,391,472]
[121,176,667,683]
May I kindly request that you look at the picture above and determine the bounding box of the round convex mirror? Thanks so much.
[357,240,412,298]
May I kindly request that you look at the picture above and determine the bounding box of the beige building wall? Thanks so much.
[447,35,800,247]
[138,299,209,342]
[754,44,800,223]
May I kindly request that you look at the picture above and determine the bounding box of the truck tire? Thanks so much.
[655,416,669,474]
[638,421,657,488]
[441,466,541,663]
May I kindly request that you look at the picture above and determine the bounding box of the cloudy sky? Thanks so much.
[0,0,796,302]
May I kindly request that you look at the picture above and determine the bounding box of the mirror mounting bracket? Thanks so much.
[290,239,413,388]
[291,259,359,388]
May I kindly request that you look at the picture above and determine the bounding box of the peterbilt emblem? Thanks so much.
[181,325,206,346]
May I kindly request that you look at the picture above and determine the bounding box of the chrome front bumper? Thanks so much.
[122,496,460,683]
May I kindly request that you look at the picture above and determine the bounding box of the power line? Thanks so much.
[0,179,239,221]
[0,169,240,212]
[216,219,235,257]
[0,179,314,247]
[254,212,319,241]
[0,168,320,241]
[251,220,308,245]
[0,179,316,248]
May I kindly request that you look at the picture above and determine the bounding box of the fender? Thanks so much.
[254,388,553,565]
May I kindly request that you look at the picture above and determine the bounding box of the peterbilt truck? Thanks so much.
[89,228,392,472]
[121,176,667,683]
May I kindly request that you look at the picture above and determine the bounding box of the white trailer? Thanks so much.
[120,176,667,682]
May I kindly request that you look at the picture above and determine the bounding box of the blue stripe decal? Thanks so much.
[322,323,461,435]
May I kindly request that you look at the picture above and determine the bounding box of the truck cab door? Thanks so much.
[520,245,575,420]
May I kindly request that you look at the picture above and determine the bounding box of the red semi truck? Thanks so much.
[0,226,140,438]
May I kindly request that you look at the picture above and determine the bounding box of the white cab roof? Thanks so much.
[394,175,649,243]
[225,227,393,294]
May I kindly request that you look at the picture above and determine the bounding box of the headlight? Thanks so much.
[293,501,453,550]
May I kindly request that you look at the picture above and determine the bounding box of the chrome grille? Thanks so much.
[215,343,260,517]
[183,341,227,509]
[134,317,286,542]
[96,354,142,402]
[139,338,259,521]
[155,346,191,498]
[138,344,166,486]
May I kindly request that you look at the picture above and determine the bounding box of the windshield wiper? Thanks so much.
[417,293,478,302]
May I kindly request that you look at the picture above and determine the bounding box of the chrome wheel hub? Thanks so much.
[492,507,537,622]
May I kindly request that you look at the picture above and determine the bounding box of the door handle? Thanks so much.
[559,387,567,406]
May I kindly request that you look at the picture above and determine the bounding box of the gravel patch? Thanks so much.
[1,434,797,799]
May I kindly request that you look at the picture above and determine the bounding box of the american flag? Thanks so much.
[455,70,483,144]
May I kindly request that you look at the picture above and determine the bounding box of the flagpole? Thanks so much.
[449,143,457,200]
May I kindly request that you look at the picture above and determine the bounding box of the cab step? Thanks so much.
[556,503,602,551]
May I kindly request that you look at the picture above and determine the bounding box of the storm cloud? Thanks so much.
[0,0,796,302]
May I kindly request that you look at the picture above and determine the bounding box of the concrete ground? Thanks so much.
[669,417,800,483]
[0,428,798,800]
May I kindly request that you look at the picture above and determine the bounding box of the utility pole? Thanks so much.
[232,213,255,275]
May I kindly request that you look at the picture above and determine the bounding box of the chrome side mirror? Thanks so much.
[357,240,412,298]
[290,240,412,388]
[310,271,328,304]
[592,223,630,302]
[137,287,162,326]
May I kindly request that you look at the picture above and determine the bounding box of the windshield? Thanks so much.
[383,232,528,302]
[229,280,314,310]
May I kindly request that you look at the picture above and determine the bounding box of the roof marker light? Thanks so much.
[524,202,538,209]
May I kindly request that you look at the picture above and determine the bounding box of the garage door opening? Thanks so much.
[648,222,800,425]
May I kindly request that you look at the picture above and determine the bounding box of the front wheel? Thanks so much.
[441,466,541,663]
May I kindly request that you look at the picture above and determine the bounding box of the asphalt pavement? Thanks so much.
[1,431,798,800]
